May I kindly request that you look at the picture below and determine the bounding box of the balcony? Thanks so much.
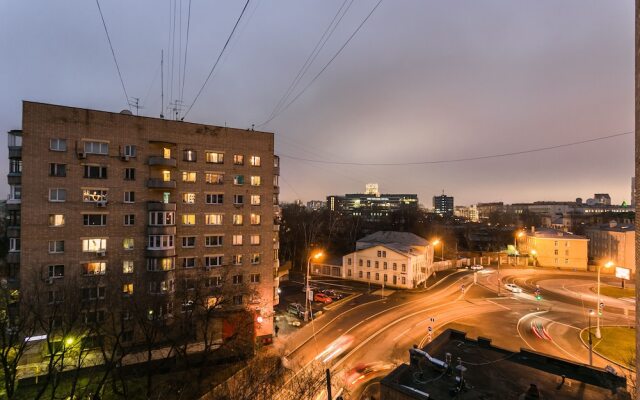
[6,203,20,211]
[147,179,176,189]
[274,186,280,195]
[148,156,177,167]
[8,147,21,159]
[7,173,20,185]
[146,248,176,257]
[147,226,177,235]
[273,224,280,232]
[147,201,176,211]
[6,252,20,264]
[6,226,19,238]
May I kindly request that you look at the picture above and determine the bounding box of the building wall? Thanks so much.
[520,235,588,270]
[18,101,278,342]
[585,229,635,273]
[342,245,433,289]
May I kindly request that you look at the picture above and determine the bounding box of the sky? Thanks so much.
[0,0,634,206]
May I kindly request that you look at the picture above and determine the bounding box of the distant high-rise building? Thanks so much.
[327,184,418,221]
[306,200,325,211]
[433,193,454,217]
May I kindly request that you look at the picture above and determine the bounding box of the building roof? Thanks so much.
[356,231,430,255]
[380,329,628,400]
[586,223,635,233]
[528,228,587,240]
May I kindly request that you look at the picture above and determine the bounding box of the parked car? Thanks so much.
[321,289,344,300]
[314,293,333,304]
[469,265,484,271]
[504,283,523,293]
[287,303,305,318]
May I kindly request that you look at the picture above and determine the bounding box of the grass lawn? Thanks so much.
[580,326,635,368]
[591,285,635,299]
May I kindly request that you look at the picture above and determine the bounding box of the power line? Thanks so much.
[265,0,354,123]
[180,0,192,105]
[257,0,383,127]
[278,130,633,166]
[182,0,251,120]
[95,0,131,111]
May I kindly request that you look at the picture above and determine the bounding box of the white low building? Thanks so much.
[342,231,434,289]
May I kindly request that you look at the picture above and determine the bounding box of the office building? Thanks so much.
[432,193,454,217]
[585,222,635,273]
[453,205,478,222]
[517,227,588,270]
[7,101,280,351]
[327,184,418,221]
[305,200,325,211]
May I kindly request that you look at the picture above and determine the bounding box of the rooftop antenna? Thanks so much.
[160,50,165,119]
[167,100,184,121]
[128,97,143,116]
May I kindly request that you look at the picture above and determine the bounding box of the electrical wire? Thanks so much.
[182,0,251,120]
[277,130,633,166]
[95,0,131,111]
[257,0,383,127]
[180,0,192,105]
[265,0,354,123]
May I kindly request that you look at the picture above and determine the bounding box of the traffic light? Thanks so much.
[534,289,541,301]
[598,302,604,316]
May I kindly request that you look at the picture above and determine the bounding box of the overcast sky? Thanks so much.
[0,1,634,206]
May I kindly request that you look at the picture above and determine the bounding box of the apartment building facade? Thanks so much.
[7,101,279,350]
[585,222,635,273]
[518,227,588,270]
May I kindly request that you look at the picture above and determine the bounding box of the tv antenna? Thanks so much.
[167,100,184,121]
[128,97,144,116]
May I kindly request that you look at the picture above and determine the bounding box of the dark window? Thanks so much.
[124,214,135,225]
[83,214,107,226]
[233,194,244,204]
[182,257,196,268]
[124,191,135,203]
[84,165,107,179]
[233,295,243,305]
[49,163,66,177]
[48,265,64,278]
[182,236,196,248]
[206,194,223,204]
[124,168,135,180]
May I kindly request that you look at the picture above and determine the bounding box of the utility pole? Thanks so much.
[325,368,332,400]
[588,309,594,366]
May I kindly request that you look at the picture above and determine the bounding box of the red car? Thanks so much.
[314,293,333,304]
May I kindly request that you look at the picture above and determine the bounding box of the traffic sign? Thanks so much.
[428,326,432,332]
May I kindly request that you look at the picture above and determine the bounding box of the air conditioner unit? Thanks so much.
[121,155,130,161]
[96,201,107,208]
[96,251,106,257]
[77,152,86,159]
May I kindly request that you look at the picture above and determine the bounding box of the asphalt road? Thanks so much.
[276,266,635,399]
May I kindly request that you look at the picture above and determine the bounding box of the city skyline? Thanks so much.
[0,1,634,204]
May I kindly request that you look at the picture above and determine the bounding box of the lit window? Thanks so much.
[232,255,243,265]
[84,141,109,155]
[183,149,196,162]
[205,173,224,184]
[233,154,244,165]
[123,238,134,250]
[234,175,244,185]
[233,214,243,225]
[182,214,196,225]
[206,151,224,164]
[162,170,171,182]
[163,147,171,159]
[182,193,196,204]
[251,253,261,264]
[250,156,261,166]
[123,283,134,295]
[49,188,67,202]
[82,262,106,276]
[83,189,108,203]
[250,235,260,245]
[250,195,261,205]
[250,176,261,186]
[49,214,65,227]
[123,261,134,274]
[182,171,196,182]
[233,235,243,245]
[250,214,261,225]
[82,238,107,252]
[205,213,223,225]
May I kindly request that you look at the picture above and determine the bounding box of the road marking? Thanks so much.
[392,327,411,342]
[516,311,548,350]
[536,315,580,330]
[486,299,511,310]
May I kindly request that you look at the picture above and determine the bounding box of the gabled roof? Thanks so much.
[356,231,429,255]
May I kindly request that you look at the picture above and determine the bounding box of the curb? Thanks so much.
[577,326,635,372]
[323,293,362,311]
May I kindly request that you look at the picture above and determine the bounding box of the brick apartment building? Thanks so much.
[6,101,280,352]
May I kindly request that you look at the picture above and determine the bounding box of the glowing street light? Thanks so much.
[431,239,444,261]
[305,250,324,322]
[595,261,614,338]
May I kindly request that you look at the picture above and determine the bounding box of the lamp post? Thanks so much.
[596,261,614,339]
[530,249,537,268]
[432,239,444,261]
[588,309,594,366]
[514,231,524,266]
[305,251,324,322]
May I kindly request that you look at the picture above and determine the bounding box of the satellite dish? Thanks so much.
[120,109,133,115]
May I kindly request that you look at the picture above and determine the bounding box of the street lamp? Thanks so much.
[305,250,324,322]
[514,231,525,265]
[431,239,444,261]
[595,260,614,339]
[588,309,594,366]
[530,249,538,268]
